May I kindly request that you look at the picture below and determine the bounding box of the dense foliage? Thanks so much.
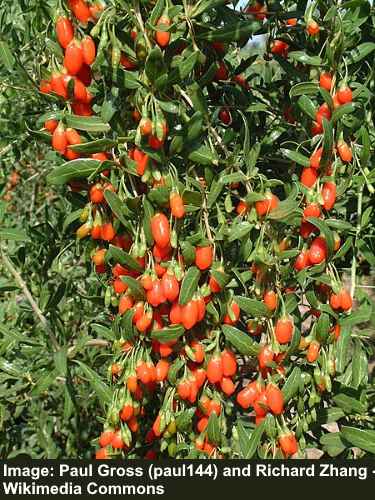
[1,0,375,459]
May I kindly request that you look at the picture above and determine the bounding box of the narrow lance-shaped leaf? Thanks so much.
[75,361,112,407]
[179,267,201,305]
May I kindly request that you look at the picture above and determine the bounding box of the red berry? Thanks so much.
[321,182,337,211]
[319,72,332,91]
[56,16,74,49]
[300,168,317,188]
[207,355,223,384]
[308,236,327,265]
[275,316,294,344]
[195,246,213,270]
[255,193,279,216]
[336,85,352,104]
[266,383,284,415]
[155,16,171,48]
[170,192,185,219]
[151,213,170,249]
[81,36,96,65]
[64,39,84,75]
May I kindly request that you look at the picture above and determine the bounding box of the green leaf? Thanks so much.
[76,361,112,407]
[191,0,228,17]
[306,217,335,256]
[319,87,333,109]
[151,325,185,343]
[211,269,230,289]
[197,20,260,42]
[123,69,141,89]
[188,144,218,166]
[47,159,102,185]
[326,219,354,231]
[143,198,155,246]
[207,179,224,208]
[104,190,132,230]
[168,358,184,385]
[105,245,143,273]
[237,420,265,459]
[332,103,357,122]
[321,118,333,166]
[69,139,116,154]
[246,143,261,174]
[207,412,221,445]
[320,433,347,457]
[336,326,351,373]
[0,358,22,377]
[180,240,196,266]
[189,83,208,116]
[157,99,179,114]
[332,393,366,414]
[228,221,253,242]
[63,210,82,232]
[340,304,372,328]
[222,325,260,356]
[0,41,15,71]
[347,42,375,64]
[179,52,199,81]
[65,115,110,132]
[120,310,136,341]
[297,95,317,119]
[351,339,363,389]
[334,236,353,261]
[289,82,318,98]
[220,172,248,185]
[341,427,375,454]
[0,228,28,241]
[149,0,165,25]
[267,198,300,221]
[31,370,57,396]
[179,266,200,305]
[281,148,310,167]
[282,367,301,403]
[315,313,330,343]
[289,51,321,66]
[316,407,345,425]
[234,296,269,318]
[245,192,266,204]
[175,408,195,432]
[186,112,204,142]
[286,325,301,357]
[145,47,166,83]
[90,323,114,340]
[54,349,67,377]
[120,276,145,300]
[360,126,370,169]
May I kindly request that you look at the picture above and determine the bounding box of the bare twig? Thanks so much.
[86,339,110,347]
[67,338,110,357]
[351,184,363,298]
[202,198,214,244]
[0,248,60,351]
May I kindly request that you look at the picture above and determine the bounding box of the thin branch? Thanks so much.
[351,184,363,298]
[67,338,110,357]
[0,248,60,351]
[202,198,214,244]
[86,339,110,347]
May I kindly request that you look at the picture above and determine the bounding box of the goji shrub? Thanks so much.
[2,0,375,458]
